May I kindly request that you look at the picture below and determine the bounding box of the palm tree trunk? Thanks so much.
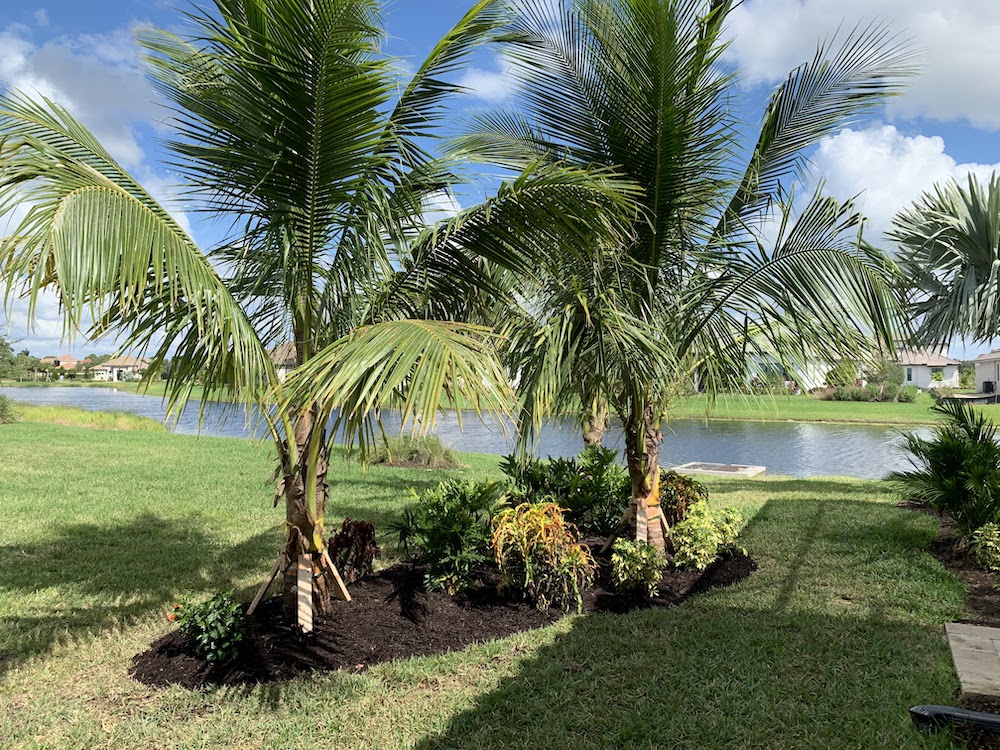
[279,404,333,620]
[582,399,609,449]
[623,399,666,552]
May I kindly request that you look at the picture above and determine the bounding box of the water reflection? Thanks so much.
[1,386,927,480]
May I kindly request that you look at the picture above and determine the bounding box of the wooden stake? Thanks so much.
[321,547,352,602]
[296,554,313,633]
[247,552,286,616]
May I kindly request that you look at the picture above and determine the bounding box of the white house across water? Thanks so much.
[896,347,960,389]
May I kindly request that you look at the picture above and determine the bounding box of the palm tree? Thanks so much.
[0,0,633,624]
[891,174,1000,345]
[465,0,914,551]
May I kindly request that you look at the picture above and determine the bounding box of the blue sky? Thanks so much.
[1,0,998,359]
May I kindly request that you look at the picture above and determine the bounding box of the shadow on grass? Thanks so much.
[412,497,962,750]
[0,513,276,675]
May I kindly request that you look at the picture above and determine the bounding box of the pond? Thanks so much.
[0,386,926,480]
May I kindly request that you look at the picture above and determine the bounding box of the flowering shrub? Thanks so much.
[171,590,246,663]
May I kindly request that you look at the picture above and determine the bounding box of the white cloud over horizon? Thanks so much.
[725,0,1000,130]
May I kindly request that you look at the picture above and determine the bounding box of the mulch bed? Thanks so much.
[902,502,1000,749]
[130,547,756,690]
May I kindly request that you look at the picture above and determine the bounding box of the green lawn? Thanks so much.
[0,422,969,748]
[670,391,987,426]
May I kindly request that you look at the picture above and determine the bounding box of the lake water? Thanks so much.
[0,386,928,480]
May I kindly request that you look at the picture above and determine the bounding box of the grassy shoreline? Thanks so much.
[0,422,966,748]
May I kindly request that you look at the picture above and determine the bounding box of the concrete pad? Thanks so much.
[671,461,766,478]
[946,623,1000,699]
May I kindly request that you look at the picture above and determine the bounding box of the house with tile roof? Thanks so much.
[40,354,81,371]
[92,356,149,382]
[270,343,297,382]
[895,346,960,389]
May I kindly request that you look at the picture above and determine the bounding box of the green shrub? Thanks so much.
[898,385,919,403]
[931,369,944,382]
[865,383,883,402]
[327,518,380,584]
[846,385,870,402]
[890,401,1000,537]
[831,385,850,401]
[371,433,460,469]
[491,502,596,612]
[500,446,629,535]
[863,359,905,387]
[659,470,708,525]
[673,502,745,571]
[610,539,666,597]
[971,523,1000,574]
[171,591,246,663]
[0,395,17,425]
[394,480,508,594]
[882,382,901,402]
[825,360,857,387]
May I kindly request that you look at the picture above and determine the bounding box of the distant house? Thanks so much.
[895,347,960,389]
[974,350,1000,394]
[270,343,297,382]
[40,354,80,371]
[93,356,149,382]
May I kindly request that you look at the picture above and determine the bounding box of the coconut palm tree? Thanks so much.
[0,0,634,623]
[464,0,914,551]
[891,173,1000,345]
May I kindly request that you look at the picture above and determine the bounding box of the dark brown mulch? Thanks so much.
[901,502,1000,748]
[130,548,756,690]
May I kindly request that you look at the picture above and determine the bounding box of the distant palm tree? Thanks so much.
[466,0,914,551]
[891,174,1000,345]
[0,0,632,622]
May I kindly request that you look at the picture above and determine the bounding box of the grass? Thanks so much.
[12,402,166,432]
[0,421,968,748]
[670,391,982,426]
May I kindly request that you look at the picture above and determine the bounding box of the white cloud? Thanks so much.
[725,0,1000,129]
[457,60,517,102]
[33,9,48,28]
[806,124,1000,242]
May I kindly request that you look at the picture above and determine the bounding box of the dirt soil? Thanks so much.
[130,548,756,690]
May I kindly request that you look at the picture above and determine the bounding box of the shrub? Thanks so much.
[673,502,745,571]
[865,383,883,402]
[847,385,870,402]
[371,433,460,469]
[0,395,17,424]
[491,502,596,612]
[328,518,380,584]
[889,401,1000,537]
[971,523,1000,574]
[831,385,850,401]
[500,447,630,535]
[882,382,901,402]
[659,470,708,526]
[897,385,919,403]
[610,539,667,597]
[394,480,508,594]
[170,591,246,663]
[863,359,905,387]
[825,360,858,387]
[931,369,944,382]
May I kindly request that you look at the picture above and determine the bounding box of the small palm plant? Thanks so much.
[890,400,1000,537]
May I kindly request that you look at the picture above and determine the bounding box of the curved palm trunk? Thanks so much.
[278,405,334,619]
[622,400,667,553]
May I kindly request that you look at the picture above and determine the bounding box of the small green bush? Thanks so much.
[371,433,460,469]
[865,383,883,402]
[0,395,17,425]
[492,502,596,612]
[610,539,667,597]
[673,502,745,571]
[831,385,850,401]
[971,523,1000,574]
[882,382,901,402]
[659,470,708,526]
[394,480,508,594]
[897,385,919,403]
[500,446,629,535]
[847,386,870,402]
[171,591,246,663]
